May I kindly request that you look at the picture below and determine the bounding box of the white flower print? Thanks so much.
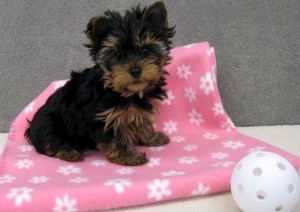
[148,179,172,201]
[162,90,175,105]
[248,146,266,153]
[211,161,235,168]
[183,144,199,152]
[69,177,89,184]
[212,102,224,116]
[149,146,165,152]
[203,132,219,140]
[189,109,204,126]
[177,64,192,79]
[6,187,33,207]
[162,170,186,177]
[206,47,215,56]
[57,165,81,175]
[15,159,34,169]
[184,87,196,103]
[211,152,229,160]
[148,158,161,168]
[54,80,67,90]
[222,140,245,149]
[163,120,178,134]
[18,144,33,152]
[104,179,131,194]
[199,72,214,95]
[0,175,16,184]
[220,118,235,131]
[178,157,198,165]
[29,176,49,184]
[191,182,211,196]
[115,168,135,175]
[90,159,107,167]
[54,194,77,212]
[171,136,186,143]
[17,154,30,158]
[24,102,35,115]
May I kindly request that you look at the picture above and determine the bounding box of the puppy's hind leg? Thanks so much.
[26,124,84,162]
[42,136,84,162]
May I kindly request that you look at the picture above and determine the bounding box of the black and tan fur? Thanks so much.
[25,1,175,166]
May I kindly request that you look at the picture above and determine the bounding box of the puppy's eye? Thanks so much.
[141,48,150,56]
[114,52,122,60]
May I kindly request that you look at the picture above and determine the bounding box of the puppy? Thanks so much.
[25,1,175,166]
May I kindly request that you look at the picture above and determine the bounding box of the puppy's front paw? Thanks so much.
[107,152,148,166]
[140,132,169,147]
[56,150,84,162]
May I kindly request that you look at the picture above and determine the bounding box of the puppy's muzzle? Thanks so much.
[129,68,142,79]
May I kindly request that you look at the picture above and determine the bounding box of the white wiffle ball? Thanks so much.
[231,151,300,212]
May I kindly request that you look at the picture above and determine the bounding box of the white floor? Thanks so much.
[0,125,299,211]
[0,133,7,155]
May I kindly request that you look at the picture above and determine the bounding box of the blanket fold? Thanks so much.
[1,42,299,211]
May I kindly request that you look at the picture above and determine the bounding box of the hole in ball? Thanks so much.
[256,190,267,200]
[253,167,262,176]
[256,152,265,157]
[277,162,286,171]
[237,184,243,193]
[237,163,242,171]
[288,184,294,193]
[275,205,283,211]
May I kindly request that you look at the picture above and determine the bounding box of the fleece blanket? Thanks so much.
[1,42,299,211]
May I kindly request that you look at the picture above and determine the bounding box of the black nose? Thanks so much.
[129,68,142,78]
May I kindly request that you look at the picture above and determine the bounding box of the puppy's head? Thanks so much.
[85,1,175,97]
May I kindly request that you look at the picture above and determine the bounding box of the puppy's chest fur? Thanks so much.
[97,99,158,132]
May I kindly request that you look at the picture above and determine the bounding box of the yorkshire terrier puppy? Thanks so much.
[25,1,175,166]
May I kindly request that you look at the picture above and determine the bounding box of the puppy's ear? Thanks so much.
[142,1,168,28]
[85,16,106,45]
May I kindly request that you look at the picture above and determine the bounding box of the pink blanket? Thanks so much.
[1,42,299,211]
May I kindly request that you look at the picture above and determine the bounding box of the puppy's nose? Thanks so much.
[129,68,142,79]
